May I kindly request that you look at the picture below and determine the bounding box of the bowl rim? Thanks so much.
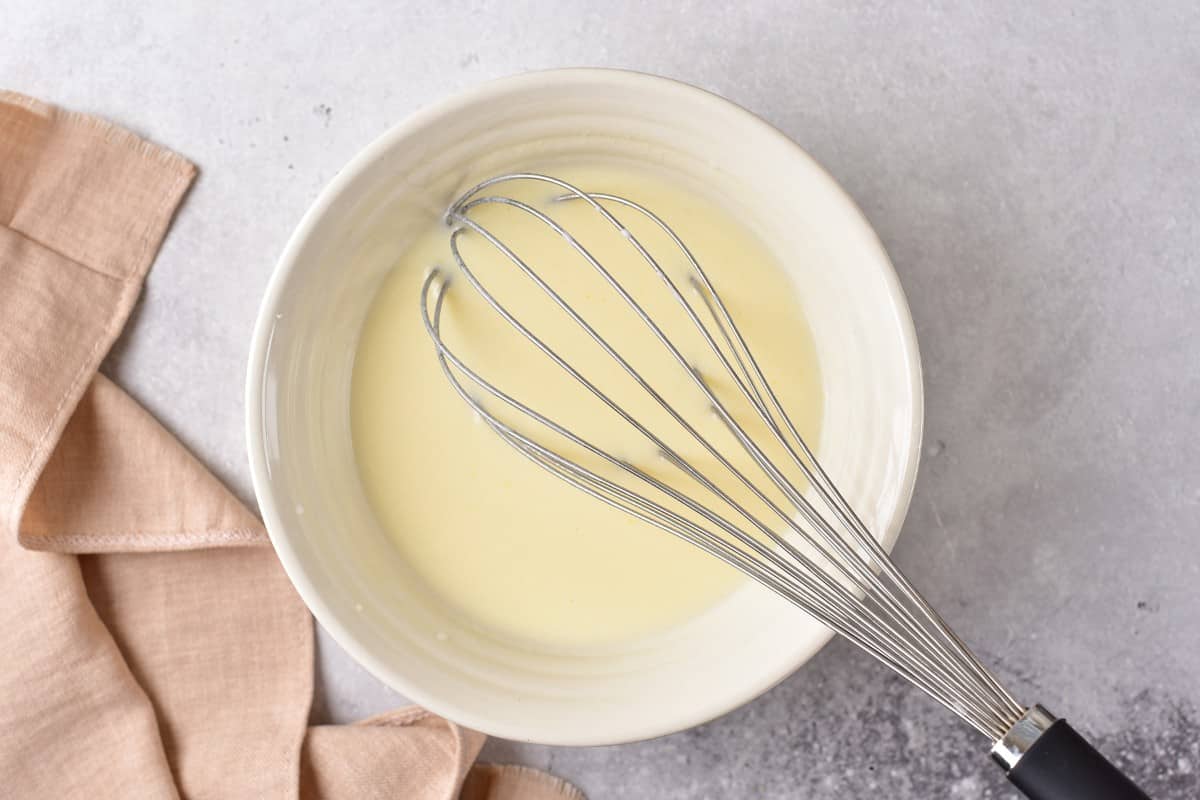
[245,67,925,746]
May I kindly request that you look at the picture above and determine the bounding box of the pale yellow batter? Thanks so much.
[352,165,822,648]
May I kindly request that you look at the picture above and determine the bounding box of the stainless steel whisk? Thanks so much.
[419,173,1151,800]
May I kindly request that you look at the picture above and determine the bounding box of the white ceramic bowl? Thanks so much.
[246,69,923,746]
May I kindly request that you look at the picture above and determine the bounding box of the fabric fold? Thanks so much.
[301,709,486,800]
[0,91,581,799]
[22,375,266,552]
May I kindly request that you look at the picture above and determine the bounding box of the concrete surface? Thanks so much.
[6,2,1199,797]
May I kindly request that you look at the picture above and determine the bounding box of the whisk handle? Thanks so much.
[995,706,1151,800]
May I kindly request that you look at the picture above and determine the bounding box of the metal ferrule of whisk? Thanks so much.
[419,173,1152,800]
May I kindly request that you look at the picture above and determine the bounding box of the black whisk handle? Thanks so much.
[995,707,1151,800]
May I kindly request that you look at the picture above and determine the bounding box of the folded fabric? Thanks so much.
[0,90,581,800]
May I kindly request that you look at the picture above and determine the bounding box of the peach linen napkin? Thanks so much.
[0,91,583,800]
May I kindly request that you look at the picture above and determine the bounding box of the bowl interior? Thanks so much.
[247,70,923,745]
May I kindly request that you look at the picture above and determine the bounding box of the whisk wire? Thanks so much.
[422,173,1024,740]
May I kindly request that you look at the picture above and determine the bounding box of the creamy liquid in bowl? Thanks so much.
[351,165,823,648]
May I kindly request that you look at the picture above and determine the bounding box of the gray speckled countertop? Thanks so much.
[8,3,1199,797]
